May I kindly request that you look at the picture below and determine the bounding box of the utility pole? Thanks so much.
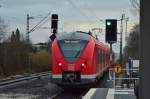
[140,0,150,98]
[26,14,34,42]
[26,14,31,73]
[120,14,125,67]
[110,42,113,59]
[26,14,34,73]
[27,14,30,42]
[26,13,51,73]
[125,18,129,41]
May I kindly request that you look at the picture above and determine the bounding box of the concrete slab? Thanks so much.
[114,94,137,99]
[83,88,113,99]
[83,88,137,99]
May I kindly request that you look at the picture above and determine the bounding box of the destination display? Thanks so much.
[64,40,81,44]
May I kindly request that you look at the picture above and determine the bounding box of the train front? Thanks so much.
[51,32,96,86]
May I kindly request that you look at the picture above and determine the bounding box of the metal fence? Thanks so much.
[109,68,139,90]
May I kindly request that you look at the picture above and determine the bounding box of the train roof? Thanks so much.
[57,31,90,41]
[56,31,110,52]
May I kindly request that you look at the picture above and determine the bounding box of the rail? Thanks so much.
[0,71,50,88]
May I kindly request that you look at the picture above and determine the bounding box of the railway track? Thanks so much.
[0,71,50,88]
[50,71,109,99]
[0,71,109,99]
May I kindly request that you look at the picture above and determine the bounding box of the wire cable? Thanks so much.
[29,12,51,33]
[66,0,94,23]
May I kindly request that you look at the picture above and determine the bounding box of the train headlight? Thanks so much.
[58,62,62,67]
[81,63,85,67]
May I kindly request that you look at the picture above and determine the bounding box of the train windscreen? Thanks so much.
[57,32,90,62]
[58,40,88,62]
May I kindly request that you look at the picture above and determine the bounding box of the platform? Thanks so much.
[83,88,137,99]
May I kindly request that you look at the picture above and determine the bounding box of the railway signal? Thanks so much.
[51,14,58,29]
[105,19,117,43]
[50,14,58,41]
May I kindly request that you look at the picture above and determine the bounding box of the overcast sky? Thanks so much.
[0,0,139,51]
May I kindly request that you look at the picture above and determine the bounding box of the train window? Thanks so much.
[100,49,103,63]
[107,53,108,61]
[104,53,106,62]
[103,51,105,63]
[57,32,90,62]
[96,47,99,64]
[106,53,108,61]
[57,32,90,41]
[108,53,110,61]
[58,40,88,62]
[104,52,106,62]
[99,49,101,63]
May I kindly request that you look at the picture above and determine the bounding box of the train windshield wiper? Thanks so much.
[75,50,80,58]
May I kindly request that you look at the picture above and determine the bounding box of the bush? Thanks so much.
[30,50,51,72]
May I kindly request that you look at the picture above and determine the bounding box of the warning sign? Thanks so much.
[113,65,122,74]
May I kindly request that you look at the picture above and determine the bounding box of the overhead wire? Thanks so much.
[66,0,94,23]
[34,15,51,29]
[29,12,51,33]
[29,0,101,33]
[66,0,102,34]
[66,0,100,22]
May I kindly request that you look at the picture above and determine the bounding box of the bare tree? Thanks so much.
[0,17,6,42]
[123,24,140,61]
[130,0,140,16]
[0,17,7,76]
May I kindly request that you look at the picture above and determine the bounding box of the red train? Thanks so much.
[51,31,111,87]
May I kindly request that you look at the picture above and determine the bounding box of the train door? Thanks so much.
[104,51,107,71]
[99,48,103,71]
[95,45,99,74]
[101,49,103,72]
[103,51,105,71]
